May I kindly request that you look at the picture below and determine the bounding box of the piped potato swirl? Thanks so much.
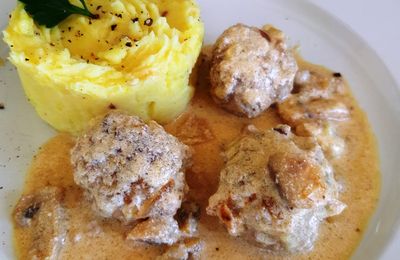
[3,0,204,134]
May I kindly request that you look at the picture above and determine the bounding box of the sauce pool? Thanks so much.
[13,56,380,259]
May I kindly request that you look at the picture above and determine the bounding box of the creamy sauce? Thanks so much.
[14,56,380,259]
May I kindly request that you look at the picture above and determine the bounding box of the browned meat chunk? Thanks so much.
[13,186,67,259]
[207,125,345,253]
[175,201,201,237]
[127,201,201,245]
[210,24,298,118]
[127,217,181,245]
[278,70,350,158]
[268,152,327,209]
[279,98,349,125]
[175,115,214,145]
[71,112,190,224]
[157,238,204,260]
[279,69,350,125]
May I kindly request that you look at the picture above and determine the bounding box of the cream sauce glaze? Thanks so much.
[13,55,380,259]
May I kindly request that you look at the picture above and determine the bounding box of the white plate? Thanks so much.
[1,0,400,259]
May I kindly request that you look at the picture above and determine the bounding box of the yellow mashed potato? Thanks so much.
[3,0,204,134]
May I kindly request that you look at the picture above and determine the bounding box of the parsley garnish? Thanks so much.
[19,0,96,28]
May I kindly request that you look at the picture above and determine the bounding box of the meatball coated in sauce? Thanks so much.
[207,125,345,253]
[278,70,350,158]
[279,70,350,126]
[210,24,298,118]
[71,112,190,224]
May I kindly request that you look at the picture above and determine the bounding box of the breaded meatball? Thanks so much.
[207,125,345,253]
[71,112,190,223]
[210,24,298,118]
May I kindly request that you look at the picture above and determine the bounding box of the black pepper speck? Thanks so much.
[144,18,153,26]
[24,204,40,219]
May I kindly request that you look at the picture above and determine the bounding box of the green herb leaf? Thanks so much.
[19,0,96,28]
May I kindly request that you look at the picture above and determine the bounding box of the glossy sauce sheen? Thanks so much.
[14,56,380,259]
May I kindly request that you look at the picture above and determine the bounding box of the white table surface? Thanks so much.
[1,0,399,259]
[309,1,400,259]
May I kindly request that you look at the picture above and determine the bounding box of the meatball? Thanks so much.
[71,112,190,224]
[207,125,345,253]
[210,24,298,118]
[278,70,350,158]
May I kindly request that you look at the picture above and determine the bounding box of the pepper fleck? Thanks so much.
[24,204,40,219]
[333,72,342,78]
[0,103,4,110]
[273,127,288,135]
[144,18,153,26]
[161,11,168,17]
[125,42,132,47]
[132,17,139,23]
[111,24,117,31]
[25,58,29,61]
[109,103,117,109]
[68,39,72,43]
[96,5,102,10]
